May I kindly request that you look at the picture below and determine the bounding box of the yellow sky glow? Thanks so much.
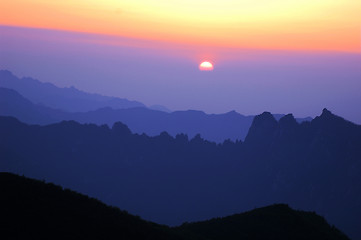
[0,0,360,52]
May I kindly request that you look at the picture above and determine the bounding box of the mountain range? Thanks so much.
[1,109,360,239]
[0,70,312,142]
[1,173,350,240]
[0,87,253,142]
[0,70,146,112]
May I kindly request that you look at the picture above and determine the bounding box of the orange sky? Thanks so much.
[1,0,360,52]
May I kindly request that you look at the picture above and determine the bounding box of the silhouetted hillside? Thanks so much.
[1,109,360,238]
[1,173,349,240]
[0,87,311,142]
[0,70,146,111]
[177,204,349,240]
[0,172,183,240]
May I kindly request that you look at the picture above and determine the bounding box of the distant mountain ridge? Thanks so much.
[1,109,360,238]
[0,87,253,141]
[0,85,312,142]
[1,173,350,240]
[0,70,146,112]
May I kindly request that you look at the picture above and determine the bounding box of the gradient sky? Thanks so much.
[1,0,361,52]
[0,1,361,123]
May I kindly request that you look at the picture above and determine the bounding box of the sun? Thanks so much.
[199,61,214,71]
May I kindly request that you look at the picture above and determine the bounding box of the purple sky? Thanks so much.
[1,25,361,123]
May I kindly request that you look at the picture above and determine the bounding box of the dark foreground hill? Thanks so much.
[1,109,360,239]
[177,204,349,240]
[0,172,182,240]
[0,173,349,240]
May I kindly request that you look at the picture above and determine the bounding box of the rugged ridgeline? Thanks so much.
[0,110,360,238]
[1,173,350,240]
[0,85,311,142]
[0,87,253,142]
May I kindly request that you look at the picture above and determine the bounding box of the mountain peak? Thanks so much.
[317,108,340,122]
[244,112,278,145]
[279,113,295,121]
[321,108,332,116]
[253,112,277,126]
[279,114,298,128]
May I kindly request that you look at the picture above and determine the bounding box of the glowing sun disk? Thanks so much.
[199,61,214,71]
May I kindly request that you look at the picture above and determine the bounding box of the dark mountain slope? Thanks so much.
[177,204,349,240]
[0,172,183,240]
[1,173,350,240]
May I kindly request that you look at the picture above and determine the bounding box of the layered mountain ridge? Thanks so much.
[1,108,360,239]
[2,173,349,240]
[0,70,146,111]
[0,85,311,142]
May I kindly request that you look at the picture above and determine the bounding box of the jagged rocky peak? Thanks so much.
[312,108,355,131]
[252,112,278,128]
[279,114,298,128]
[321,108,333,117]
[245,112,278,144]
[315,108,342,123]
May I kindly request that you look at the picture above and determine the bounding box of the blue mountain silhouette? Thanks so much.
[1,109,360,239]
[0,70,146,112]
[2,173,349,239]
[0,85,311,142]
